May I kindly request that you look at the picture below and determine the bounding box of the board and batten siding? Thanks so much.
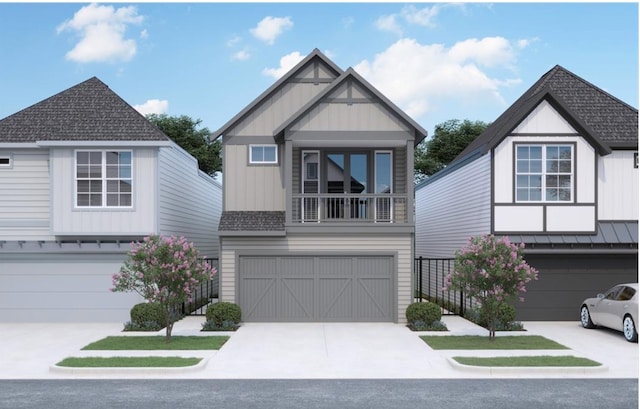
[0,149,53,240]
[50,148,157,235]
[220,234,413,323]
[157,143,222,257]
[228,80,334,137]
[223,144,285,211]
[598,150,639,220]
[415,153,491,258]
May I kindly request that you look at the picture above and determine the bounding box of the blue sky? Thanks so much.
[0,2,637,137]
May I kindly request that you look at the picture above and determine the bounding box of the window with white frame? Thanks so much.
[515,144,573,202]
[0,154,11,168]
[76,151,132,207]
[249,144,278,164]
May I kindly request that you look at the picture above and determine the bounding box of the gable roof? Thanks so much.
[455,65,638,162]
[273,67,428,145]
[0,77,170,143]
[212,48,343,139]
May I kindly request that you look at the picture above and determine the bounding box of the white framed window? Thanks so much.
[0,153,11,168]
[249,144,278,164]
[515,144,573,202]
[75,150,133,208]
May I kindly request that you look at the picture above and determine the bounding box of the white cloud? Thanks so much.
[134,99,169,116]
[262,51,305,79]
[140,29,148,39]
[375,14,403,35]
[354,38,522,120]
[250,16,293,45]
[227,35,242,47]
[57,3,144,63]
[401,5,441,28]
[232,49,251,61]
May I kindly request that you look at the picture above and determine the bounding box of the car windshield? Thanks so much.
[604,286,623,300]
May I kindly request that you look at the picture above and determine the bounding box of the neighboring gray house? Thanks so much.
[213,49,427,323]
[0,77,222,322]
[415,65,638,320]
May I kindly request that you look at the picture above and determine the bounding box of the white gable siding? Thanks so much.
[415,154,491,258]
[598,150,639,220]
[223,144,285,211]
[157,143,222,256]
[0,149,53,240]
[512,100,576,134]
[50,148,157,235]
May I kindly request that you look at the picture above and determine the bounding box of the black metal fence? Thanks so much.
[414,256,475,316]
[181,257,219,316]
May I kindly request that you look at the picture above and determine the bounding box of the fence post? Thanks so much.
[418,256,423,302]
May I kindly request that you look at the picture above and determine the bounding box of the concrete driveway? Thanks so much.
[0,316,637,379]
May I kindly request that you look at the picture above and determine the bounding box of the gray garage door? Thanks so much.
[238,255,394,322]
[0,253,141,323]
[516,254,638,321]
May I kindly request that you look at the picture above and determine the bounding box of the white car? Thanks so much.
[580,283,638,342]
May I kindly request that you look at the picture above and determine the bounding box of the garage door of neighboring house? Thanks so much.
[516,254,638,321]
[238,255,394,322]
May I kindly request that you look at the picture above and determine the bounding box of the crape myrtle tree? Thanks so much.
[111,234,216,342]
[445,234,539,339]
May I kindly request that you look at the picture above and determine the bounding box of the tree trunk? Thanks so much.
[165,320,174,343]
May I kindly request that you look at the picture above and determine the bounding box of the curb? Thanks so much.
[446,357,609,375]
[49,356,210,376]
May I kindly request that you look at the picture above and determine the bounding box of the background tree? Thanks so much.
[147,114,222,176]
[415,119,489,180]
[111,235,216,342]
[445,234,538,339]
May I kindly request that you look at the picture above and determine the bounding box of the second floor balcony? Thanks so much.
[291,193,409,224]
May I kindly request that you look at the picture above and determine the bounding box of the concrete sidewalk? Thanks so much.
[0,316,637,379]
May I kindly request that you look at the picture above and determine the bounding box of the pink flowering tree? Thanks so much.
[111,234,216,342]
[445,234,538,339]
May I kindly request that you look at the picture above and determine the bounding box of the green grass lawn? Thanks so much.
[81,335,229,350]
[56,356,202,368]
[420,335,568,350]
[453,355,601,367]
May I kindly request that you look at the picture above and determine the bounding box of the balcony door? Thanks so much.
[326,152,368,219]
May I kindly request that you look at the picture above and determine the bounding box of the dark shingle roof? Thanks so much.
[456,65,638,162]
[218,211,286,232]
[0,77,170,143]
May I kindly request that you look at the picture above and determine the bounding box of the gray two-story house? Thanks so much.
[0,77,222,322]
[213,49,427,323]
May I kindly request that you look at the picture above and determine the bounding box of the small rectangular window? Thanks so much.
[249,144,278,164]
[515,144,573,202]
[0,155,11,168]
[76,150,133,208]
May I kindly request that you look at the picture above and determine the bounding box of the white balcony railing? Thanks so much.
[291,193,408,223]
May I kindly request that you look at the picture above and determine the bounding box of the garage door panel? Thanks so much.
[516,254,638,321]
[240,277,277,321]
[280,278,314,319]
[318,278,352,320]
[355,278,392,319]
[239,255,393,322]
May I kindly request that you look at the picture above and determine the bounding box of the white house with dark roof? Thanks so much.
[0,77,222,322]
[415,65,638,321]
[213,49,427,323]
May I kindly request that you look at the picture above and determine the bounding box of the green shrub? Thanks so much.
[201,319,240,332]
[465,303,523,331]
[405,302,442,324]
[407,319,448,331]
[206,302,242,326]
[130,302,166,327]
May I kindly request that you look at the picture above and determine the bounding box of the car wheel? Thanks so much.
[580,305,596,329]
[623,315,638,343]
